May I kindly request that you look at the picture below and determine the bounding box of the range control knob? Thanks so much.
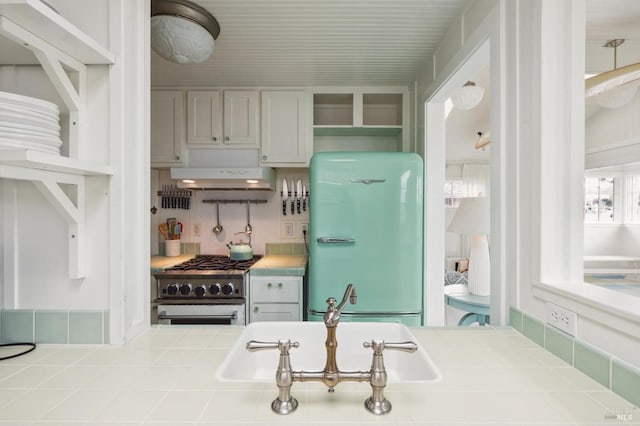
[194,285,206,298]
[221,282,235,295]
[167,283,178,295]
[179,283,192,295]
[209,283,221,295]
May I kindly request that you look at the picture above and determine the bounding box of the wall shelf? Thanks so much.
[0,149,113,176]
[0,0,115,64]
[0,0,115,280]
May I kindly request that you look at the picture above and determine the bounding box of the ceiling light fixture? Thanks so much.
[151,0,221,64]
[475,131,490,150]
[585,39,640,109]
[450,81,485,111]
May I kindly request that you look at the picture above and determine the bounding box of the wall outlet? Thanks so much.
[545,302,577,336]
[299,223,309,239]
[193,223,201,236]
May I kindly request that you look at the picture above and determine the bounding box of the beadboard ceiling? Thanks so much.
[151,0,469,87]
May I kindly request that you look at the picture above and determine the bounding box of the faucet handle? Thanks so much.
[363,340,418,355]
[246,339,300,353]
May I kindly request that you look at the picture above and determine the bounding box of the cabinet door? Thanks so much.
[261,91,306,164]
[186,91,223,146]
[223,91,259,147]
[250,303,300,322]
[151,91,184,165]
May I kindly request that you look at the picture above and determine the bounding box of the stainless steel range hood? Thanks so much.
[170,167,276,190]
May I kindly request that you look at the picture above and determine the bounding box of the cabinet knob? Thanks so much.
[175,155,180,160]
[212,136,217,141]
[262,155,267,161]
[253,306,259,312]
[224,136,230,143]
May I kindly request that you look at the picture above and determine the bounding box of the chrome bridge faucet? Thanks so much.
[246,284,418,416]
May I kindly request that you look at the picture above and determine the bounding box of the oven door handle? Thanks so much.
[157,311,238,321]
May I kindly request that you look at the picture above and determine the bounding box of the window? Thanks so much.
[444,179,465,208]
[584,177,615,223]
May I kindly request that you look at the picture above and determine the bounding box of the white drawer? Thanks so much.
[251,277,300,303]
[250,303,300,322]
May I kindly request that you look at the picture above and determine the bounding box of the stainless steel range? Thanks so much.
[153,255,261,325]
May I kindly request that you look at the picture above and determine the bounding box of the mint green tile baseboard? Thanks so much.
[0,309,109,344]
[544,325,573,365]
[612,359,640,408]
[1,309,34,343]
[509,307,523,332]
[512,307,639,409]
[574,340,610,388]
[522,314,545,347]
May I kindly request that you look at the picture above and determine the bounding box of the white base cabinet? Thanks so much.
[249,276,303,322]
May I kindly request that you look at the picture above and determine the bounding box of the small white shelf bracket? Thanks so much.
[0,165,86,279]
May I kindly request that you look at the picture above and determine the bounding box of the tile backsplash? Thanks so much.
[0,309,109,344]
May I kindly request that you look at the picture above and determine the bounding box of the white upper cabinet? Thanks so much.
[186,90,222,145]
[224,91,259,147]
[187,90,259,148]
[151,91,185,166]
[260,90,307,166]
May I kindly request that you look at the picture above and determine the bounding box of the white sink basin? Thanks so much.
[216,321,441,383]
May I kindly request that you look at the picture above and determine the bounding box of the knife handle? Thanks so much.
[291,199,295,215]
[282,199,287,216]
[297,199,301,214]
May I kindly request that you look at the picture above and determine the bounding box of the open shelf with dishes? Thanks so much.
[0,0,115,279]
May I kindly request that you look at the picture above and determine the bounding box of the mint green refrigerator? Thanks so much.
[308,152,424,326]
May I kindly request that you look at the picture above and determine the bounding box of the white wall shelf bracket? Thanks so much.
[0,164,86,279]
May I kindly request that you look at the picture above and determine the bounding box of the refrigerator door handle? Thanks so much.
[317,237,356,244]
[349,179,386,185]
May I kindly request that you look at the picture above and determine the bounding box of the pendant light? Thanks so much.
[585,39,640,109]
[151,0,221,64]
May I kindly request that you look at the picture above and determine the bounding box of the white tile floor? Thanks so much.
[0,325,637,425]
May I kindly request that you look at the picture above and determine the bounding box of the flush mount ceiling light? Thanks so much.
[151,0,220,64]
[586,39,640,109]
[450,81,485,111]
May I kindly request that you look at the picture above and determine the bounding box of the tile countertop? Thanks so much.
[250,254,307,276]
[0,326,637,425]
